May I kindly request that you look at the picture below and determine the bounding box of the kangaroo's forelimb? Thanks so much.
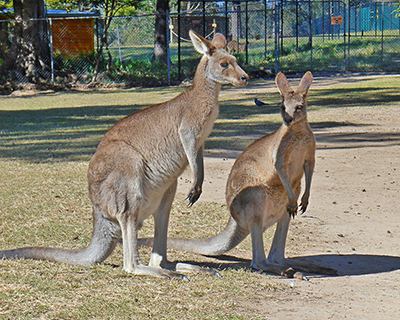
[0,31,249,281]
[152,72,336,279]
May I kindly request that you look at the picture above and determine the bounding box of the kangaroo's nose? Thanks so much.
[283,113,293,125]
[241,74,248,82]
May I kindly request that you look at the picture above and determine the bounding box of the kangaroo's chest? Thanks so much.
[197,105,219,147]
[279,133,313,179]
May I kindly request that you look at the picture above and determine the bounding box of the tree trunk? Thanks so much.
[0,0,50,82]
[153,0,169,63]
[0,19,11,61]
[92,16,112,83]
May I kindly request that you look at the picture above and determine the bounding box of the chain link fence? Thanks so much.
[0,0,399,87]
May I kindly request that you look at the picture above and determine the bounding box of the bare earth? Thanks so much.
[176,78,400,319]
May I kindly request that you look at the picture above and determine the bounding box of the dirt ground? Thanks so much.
[175,77,400,319]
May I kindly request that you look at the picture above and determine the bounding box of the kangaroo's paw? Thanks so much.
[186,188,202,207]
[159,259,221,278]
[287,200,298,218]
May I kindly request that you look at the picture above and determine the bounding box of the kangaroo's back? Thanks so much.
[225,131,278,207]
[0,31,249,281]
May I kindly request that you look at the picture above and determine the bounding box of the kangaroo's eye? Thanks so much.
[295,105,303,111]
[220,62,229,68]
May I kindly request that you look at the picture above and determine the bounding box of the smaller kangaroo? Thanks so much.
[144,72,337,279]
[0,31,248,280]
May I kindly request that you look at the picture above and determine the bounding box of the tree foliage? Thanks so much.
[394,0,400,17]
[46,0,145,16]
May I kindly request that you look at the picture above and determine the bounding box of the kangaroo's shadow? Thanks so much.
[288,253,400,276]
[181,253,400,277]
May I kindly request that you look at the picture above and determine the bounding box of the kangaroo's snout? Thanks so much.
[282,112,293,125]
[281,105,294,126]
[233,72,249,87]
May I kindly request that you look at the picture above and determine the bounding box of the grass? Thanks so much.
[1,75,400,318]
[0,161,278,319]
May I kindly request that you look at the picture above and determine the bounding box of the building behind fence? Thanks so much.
[0,0,399,86]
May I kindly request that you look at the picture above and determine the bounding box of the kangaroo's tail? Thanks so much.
[139,217,249,256]
[0,210,121,267]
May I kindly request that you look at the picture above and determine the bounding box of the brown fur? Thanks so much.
[0,31,248,279]
[156,72,337,279]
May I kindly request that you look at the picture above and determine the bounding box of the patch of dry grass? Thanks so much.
[1,75,400,318]
[0,258,285,319]
[0,159,282,319]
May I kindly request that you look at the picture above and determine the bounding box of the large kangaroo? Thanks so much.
[147,72,337,279]
[0,31,248,279]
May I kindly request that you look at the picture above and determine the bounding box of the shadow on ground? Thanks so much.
[1,102,371,162]
[2,80,400,162]
[180,253,400,277]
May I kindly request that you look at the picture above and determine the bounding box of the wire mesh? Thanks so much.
[0,0,399,87]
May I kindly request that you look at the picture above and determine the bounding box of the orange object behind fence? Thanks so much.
[331,16,343,25]
[52,18,95,57]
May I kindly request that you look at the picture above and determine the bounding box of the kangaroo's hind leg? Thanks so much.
[250,219,296,278]
[111,169,184,279]
[232,187,295,277]
[150,180,220,278]
[149,180,178,269]
[267,209,291,265]
[268,210,338,277]
[116,192,183,279]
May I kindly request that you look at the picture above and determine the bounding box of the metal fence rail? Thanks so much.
[0,0,399,86]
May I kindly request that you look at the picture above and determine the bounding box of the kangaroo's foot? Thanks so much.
[251,259,308,280]
[147,253,221,280]
[175,262,222,278]
[159,259,221,278]
[124,264,189,281]
[280,258,338,277]
[251,258,337,280]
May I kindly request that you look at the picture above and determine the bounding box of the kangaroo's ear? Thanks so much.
[297,71,313,96]
[189,30,215,57]
[275,72,292,97]
[212,33,227,50]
